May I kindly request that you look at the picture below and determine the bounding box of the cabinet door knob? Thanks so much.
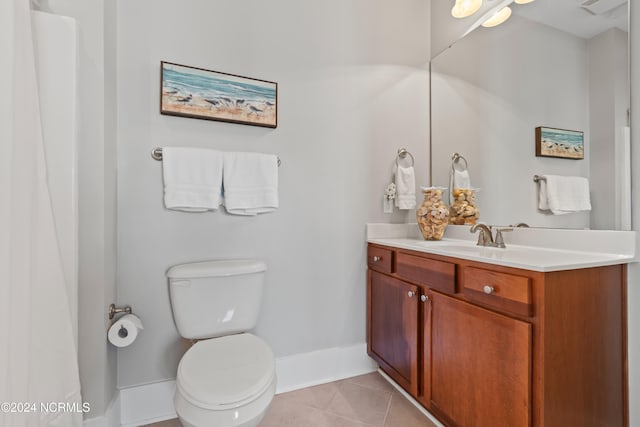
[483,285,495,295]
[408,291,415,298]
[373,256,381,262]
[420,295,429,302]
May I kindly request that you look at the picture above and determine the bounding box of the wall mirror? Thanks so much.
[430,0,630,230]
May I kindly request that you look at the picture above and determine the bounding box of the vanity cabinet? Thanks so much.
[430,292,531,427]
[368,271,419,395]
[366,243,627,427]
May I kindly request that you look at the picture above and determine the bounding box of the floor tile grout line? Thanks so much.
[323,380,392,427]
[381,392,394,426]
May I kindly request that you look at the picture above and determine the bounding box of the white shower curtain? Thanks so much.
[0,0,83,426]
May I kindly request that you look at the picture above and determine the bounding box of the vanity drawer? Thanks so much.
[462,266,532,317]
[396,252,456,294]
[368,246,393,274]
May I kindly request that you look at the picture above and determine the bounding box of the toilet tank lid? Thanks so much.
[167,259,267,279]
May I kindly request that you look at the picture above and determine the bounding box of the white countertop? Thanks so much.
[367,224,637,272]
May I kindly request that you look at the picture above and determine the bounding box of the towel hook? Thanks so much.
[533,175,546,183]
[396,148,415,167]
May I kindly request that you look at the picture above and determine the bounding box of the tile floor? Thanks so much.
[144,372,438,427]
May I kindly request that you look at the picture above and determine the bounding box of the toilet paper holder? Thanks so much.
[108,303,132,320]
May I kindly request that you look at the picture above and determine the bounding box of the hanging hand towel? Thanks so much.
[538,174,591,215]
[395,166,416,210]
[449,166,471,204]
[162,147,223,212]
[453,169,471,189]
[223,152,279,215]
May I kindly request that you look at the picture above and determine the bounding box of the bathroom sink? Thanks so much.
[433,244,487,253]
[377,237,630,271]
[431,243,511,261]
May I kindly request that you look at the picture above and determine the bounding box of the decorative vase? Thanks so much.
[416,187,449,240]
[448,188,479,225]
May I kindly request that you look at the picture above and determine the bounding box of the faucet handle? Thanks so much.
[494,227,513,248]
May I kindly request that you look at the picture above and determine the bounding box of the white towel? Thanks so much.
[162,147,223,212]
[449,168,472,203]
[538,174,591,215]
[223,152,279,215]
[395,166,416,210]
[453,169,471,189]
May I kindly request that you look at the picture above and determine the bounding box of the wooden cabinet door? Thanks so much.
[368,271,419,395]
[430,292,532,427]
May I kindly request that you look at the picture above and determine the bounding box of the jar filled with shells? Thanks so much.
[449,188,479,225]
[416,187,449,240]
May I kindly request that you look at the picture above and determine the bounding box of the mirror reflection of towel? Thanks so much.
[453,169,471,188]
[538,175,591,215]
[449,168,471,204]
[395,166,416,210]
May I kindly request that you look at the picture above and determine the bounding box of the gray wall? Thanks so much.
[35,0,119,419]
[116,0,430,388]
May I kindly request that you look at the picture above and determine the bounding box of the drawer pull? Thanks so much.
[420,295,429,302]
[408,291,416,298]
[483,285,495,295]
[373,256,382,262]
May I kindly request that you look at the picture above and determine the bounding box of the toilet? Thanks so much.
[167,259,276,427]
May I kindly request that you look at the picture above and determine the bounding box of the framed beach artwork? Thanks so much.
[160,61,278,128]
[535,126,584,160]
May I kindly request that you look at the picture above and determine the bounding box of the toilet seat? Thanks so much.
[177,333,276,410]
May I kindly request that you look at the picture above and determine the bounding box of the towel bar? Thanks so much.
[151,147,281,166]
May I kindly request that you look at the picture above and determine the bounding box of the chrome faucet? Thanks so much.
[470,223,493,246]
[470,224,513,248]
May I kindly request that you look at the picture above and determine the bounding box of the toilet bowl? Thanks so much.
[174,333,276,427]
[167,260,276,427]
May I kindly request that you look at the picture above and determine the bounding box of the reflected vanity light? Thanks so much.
[514,0,535,3]
[482,6,512,27]
[451,0,483,18]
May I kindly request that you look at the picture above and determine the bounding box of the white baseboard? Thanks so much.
[119,342,376,427]
[120,380,177,427]
[274,342,377,393]
[83,393,121,427]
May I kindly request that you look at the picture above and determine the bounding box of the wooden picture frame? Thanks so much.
[160,61,277,128]
[535,126,584,160]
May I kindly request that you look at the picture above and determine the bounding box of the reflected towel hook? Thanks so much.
[151,147,281,166]
[396,148,415,167]
[451,152,468,170]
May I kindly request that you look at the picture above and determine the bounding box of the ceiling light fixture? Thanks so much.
[481,6,512,27]
[451,0,483,19]
[514,0,535,4]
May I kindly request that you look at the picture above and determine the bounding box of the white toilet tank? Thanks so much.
[167,260,267,340]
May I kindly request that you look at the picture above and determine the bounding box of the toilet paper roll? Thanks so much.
[108,314,144,348]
